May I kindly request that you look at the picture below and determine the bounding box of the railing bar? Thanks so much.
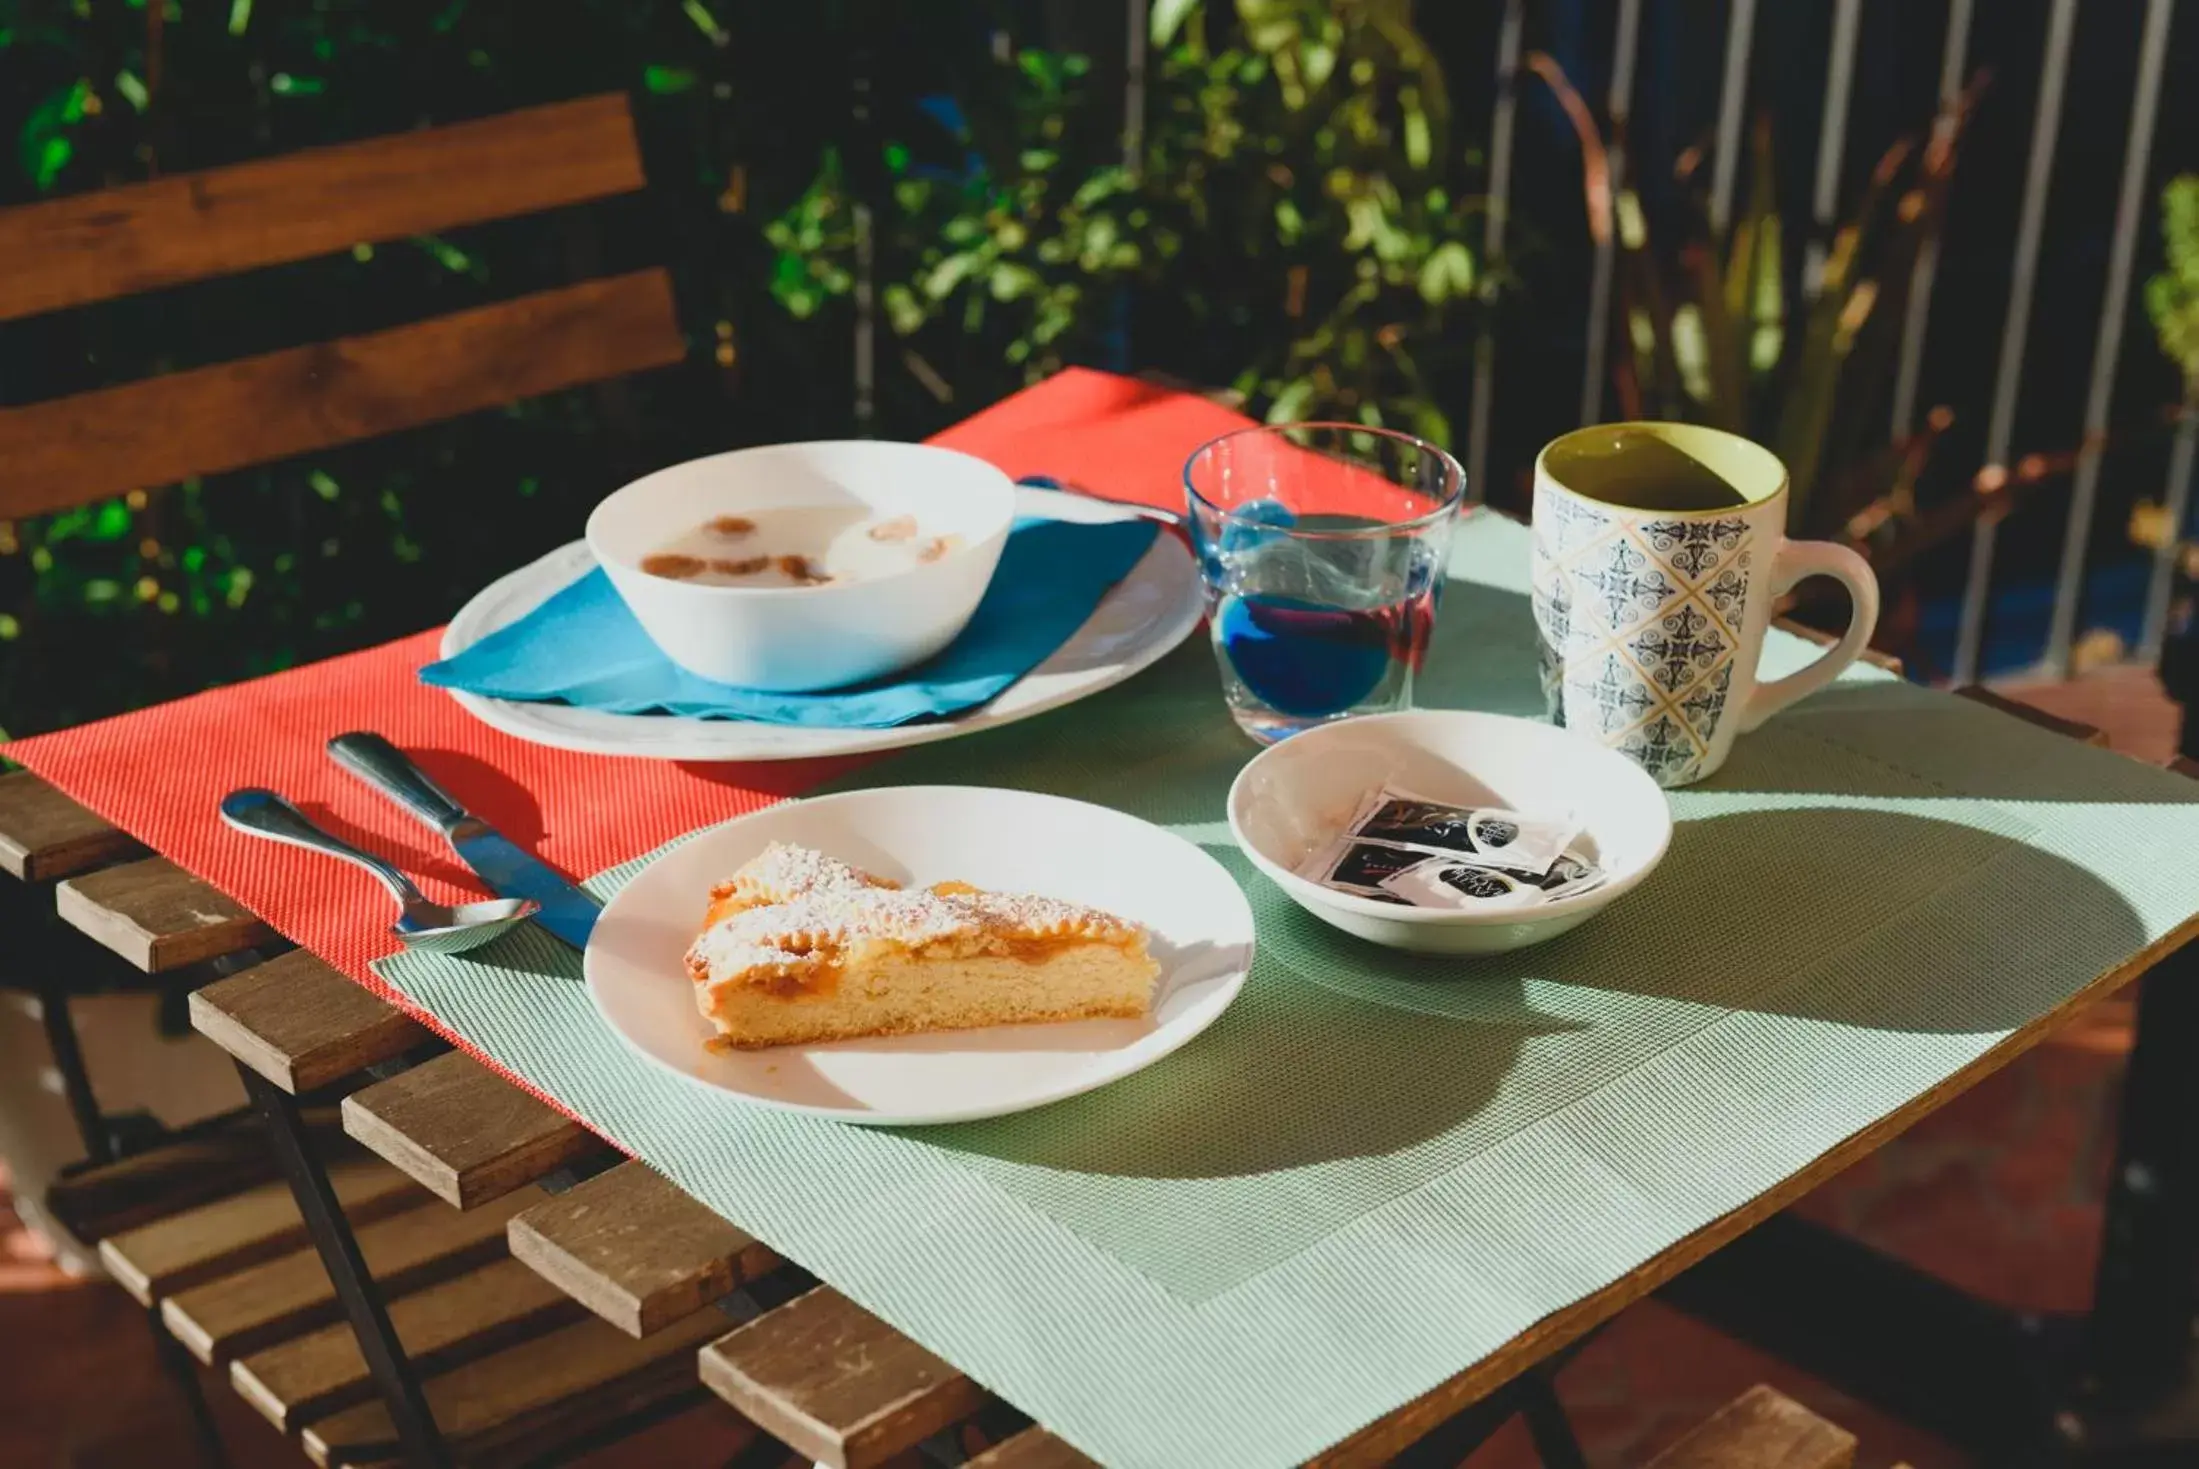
[1466,0,1523,503]
[1950,0,2075,686]
[1889,0,1975,440]
[1804,0,1863,299]
[1708,0,1757,235]
[2140,415,2199,662]
[1123,0,1148,178]
[1579,0,1643,425]
[2043,0,2173,674]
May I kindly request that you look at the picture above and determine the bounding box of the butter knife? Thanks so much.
[327,732,599,950]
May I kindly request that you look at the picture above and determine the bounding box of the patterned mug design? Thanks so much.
[1535,506,1755,786]
[1532,424,1880,789]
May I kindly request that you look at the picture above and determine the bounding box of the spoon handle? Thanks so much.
[219,788,426,911]
[327,732,470,835]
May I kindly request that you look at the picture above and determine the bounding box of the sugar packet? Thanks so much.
[1379,850,1607,911]
[1342,786,1581,875]
[1294,838,1422,905]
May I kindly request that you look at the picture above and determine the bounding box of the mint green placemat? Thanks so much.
[378,514,2199,1468]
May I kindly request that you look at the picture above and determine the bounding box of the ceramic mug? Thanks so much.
[1531,422,1879,788]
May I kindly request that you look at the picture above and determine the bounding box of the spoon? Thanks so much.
[1016,475,1187,531]
[219,788,538,955]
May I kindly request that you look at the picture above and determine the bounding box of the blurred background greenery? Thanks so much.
[0,0,1493,734]
[4,0,2195,731]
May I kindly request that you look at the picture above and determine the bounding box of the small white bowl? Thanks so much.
[1226,710,1672,954]
[586,441,1015,692]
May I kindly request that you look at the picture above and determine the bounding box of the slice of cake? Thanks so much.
[685,842,1160,1049]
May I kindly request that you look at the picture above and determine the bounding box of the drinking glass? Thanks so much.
[1184,423,1468,744]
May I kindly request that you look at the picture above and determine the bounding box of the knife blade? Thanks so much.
[327,731,600,950]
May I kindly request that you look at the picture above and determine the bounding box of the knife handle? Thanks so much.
[328,732,469,835]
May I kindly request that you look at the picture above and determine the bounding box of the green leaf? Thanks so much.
[923,252,977,301]
[643,65,696,95]
[1267,377,1316,424]
[90,501,131,540]
[1151,0,1201,47]
[32,136,69,190]
[681,0,726,43]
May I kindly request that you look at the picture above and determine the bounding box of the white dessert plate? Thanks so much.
[438,486,1200,762]
[584,785,1256,1126]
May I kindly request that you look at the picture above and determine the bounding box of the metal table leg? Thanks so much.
[149,1301,232,1468]
[36,974,113,1164]
[2089,952,2199,1407]
[236,1062,452,1468]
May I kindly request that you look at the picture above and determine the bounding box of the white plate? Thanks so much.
[439,487,1201,761]
[583,785,1256,1126]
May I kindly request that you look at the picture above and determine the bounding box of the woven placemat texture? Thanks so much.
[375,512,2199,1467]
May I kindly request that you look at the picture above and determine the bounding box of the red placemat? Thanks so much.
[8,370,1251,998]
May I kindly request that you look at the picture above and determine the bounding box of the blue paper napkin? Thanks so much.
[420,517,1160,728]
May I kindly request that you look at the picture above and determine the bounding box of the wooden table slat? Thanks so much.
[300,1305,736,1469]
[161,1186,543,1365]
[0,771,140,881]
[229,1256,583,1432]
[698,1287,987,1469]
[964,1428,1102,1469]
[44,1105,341,1243]
[342,1052,604,1210]
[190,951,428,1094]
[507,1160,778,1337]
[56,855,273,971]
[98,1156,422,1306]
[1644,1384,1857,1469]
[1953,683,2109,746]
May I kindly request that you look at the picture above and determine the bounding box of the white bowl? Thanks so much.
[586,441,1015,691]
[1226,710,1672,954]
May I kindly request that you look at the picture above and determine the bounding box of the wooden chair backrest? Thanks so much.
[0,94,685,521]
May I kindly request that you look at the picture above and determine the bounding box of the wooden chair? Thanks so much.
[0,91,683,1465]
[1641,1385,1856,1469]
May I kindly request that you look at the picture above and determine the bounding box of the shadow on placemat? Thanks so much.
[929,968,1582,1180]
[1710,682,2199,806]
[1521,808,2143,1035]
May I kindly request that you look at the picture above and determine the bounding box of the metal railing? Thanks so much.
[1057,2,2195,683]
[1467,0,2192,684]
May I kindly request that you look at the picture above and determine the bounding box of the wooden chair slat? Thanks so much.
[43,1105,347,1242]
[0,772,139,881]
[300,1306,733,1469]
[965,1429,1101,1469]
[342,1052,604,1210]
[1643,1384,1856,1469]
[161,1186,543,1365]
[1770,616,1903,676]
[0,269,684,519]
[1954,684,2109,747]
[56,856,273,972]
[0,94,644,322]
[697,1287,986,1469]
[98,1155,422,1306]
[190,951,427,1094]
[229,1256,582,1433]
[506,1160,777,1336]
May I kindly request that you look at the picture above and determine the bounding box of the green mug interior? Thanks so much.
[1541,422,1787,516]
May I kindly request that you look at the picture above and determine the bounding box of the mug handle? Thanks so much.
[1737,539,1882,733]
